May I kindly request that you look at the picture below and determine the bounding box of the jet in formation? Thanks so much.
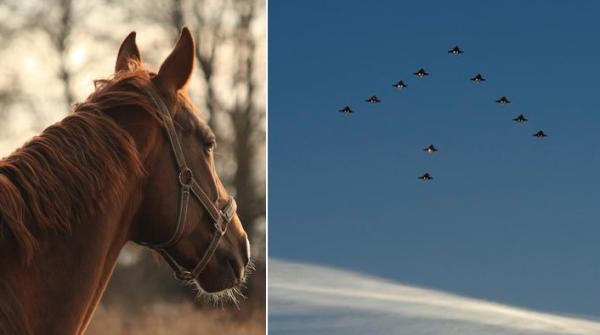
[513,114,528,123]
[448,45,463,55]
[393,80,408,89]
[366,95,381,104]
[414,68,429,77]
[533,130,548,137]
[470,73,486,82]
[423,144,438,153]
[496,96,510,104]
[339,106,353,115]
[419,173,433,181]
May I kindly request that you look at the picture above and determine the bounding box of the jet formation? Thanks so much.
[337,45,549,181]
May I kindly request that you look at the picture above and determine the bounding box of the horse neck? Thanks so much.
[0,187,141,335]
[0,163,143,335]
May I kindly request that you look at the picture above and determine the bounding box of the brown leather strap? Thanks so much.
[144,183,191,249]
[190,197,237,278]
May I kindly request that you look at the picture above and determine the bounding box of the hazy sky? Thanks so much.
[270,259,600,335]
[269,0,600,319]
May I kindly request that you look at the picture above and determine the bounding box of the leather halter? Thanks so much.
[138,85,237,281]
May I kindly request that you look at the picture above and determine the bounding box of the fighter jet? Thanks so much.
[339,106,353,115]
[366,96,381,104]
[470,73,486,82]
[496,96,510,104]
[513,114,528,123]
[393,80,408,89]
[418,173,433,181]
[414,68,429,77]
[533,130,548,137]
[448,45,463,55]
[423,144,438,153]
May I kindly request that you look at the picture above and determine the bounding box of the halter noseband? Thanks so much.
[138,86,237,281]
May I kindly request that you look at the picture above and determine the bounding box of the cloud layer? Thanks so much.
[269,259,600,335]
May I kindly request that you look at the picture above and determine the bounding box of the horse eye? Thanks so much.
[206,140,216,152]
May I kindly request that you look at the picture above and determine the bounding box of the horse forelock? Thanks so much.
[0,69,164,263]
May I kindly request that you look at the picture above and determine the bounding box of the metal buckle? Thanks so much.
[216,198,236,234]
[214,211,229,235]
[175,270,194,281]
[178,167,194,187]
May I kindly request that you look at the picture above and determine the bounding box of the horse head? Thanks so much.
[113,28,251,295]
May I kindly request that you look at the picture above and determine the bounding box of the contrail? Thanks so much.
[269,259,600,335]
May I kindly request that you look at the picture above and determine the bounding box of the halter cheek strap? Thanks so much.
[138,86,237,281]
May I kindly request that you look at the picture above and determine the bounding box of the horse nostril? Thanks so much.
[228,257,243,281]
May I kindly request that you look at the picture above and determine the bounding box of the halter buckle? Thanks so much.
[213,212,227,235]
[178,167,194,187]
[175,270,194,281]
[214,198,236,234]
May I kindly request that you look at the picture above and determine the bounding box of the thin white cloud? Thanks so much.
[270,259,600,335]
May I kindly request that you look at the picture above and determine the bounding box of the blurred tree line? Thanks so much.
[0,0,265,319]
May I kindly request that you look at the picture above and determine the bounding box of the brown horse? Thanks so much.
[0,28,251,335]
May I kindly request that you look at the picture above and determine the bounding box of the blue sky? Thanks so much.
[269,0,600,319]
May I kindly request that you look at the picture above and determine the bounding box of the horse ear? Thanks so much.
[115,31,142,73]
[156,27,194,93]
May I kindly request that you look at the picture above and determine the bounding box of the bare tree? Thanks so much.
[0,0,76,108]
[189,0,228,133]
[53,0,76,107]
[230,0,265,247]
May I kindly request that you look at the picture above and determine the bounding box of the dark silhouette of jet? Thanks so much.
[496,96,510,104]
[513,114,528,123]
[470,73,486,82]
[423,144,438,153]
[339,106,353,115]
[418,173,433,181]
[393,80,408,89]
[448,45,463,55]
[366,96,381,104]
[533,130,548,137]
[414,68,429,77]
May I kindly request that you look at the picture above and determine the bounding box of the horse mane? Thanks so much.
[0,68,166,263]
